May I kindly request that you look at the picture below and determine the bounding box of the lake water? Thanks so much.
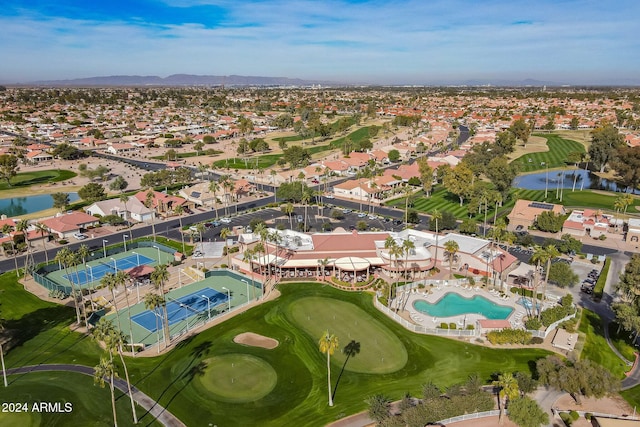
[512,169,637,194]
[0,193,80,217]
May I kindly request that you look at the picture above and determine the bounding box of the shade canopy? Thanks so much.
[333,257,370,271]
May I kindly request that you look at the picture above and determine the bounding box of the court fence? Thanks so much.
[32,239,177,295]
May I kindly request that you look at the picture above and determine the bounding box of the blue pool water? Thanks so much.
[413,293,513,320]
[517,297,540,311]
[0,192,80,217]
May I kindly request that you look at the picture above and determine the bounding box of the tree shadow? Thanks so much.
[332,340,360,402]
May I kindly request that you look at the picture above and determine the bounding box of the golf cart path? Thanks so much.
[4,364,185,427]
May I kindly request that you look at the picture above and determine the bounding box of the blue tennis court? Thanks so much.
[63,254,155,286]
[131,287,228,333]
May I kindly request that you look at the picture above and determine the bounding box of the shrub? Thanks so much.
[58,239,68,245]
[528,337,544,345]
[466,325,474,330]
[570,410,579,421]
[593,258,609,300]
[540,304,575,327]
[449,323,457,330]
[486,329,532,344]
[525,317,543,330]
[585,413,592,420]
[439,323,449,329]
[560,412,573,426]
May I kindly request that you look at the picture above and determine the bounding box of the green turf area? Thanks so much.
[196,354,277,402]
[3,271,552,426]
[124,283,550,426]
[578,309,629,379]
[289,296,407,373]
[213,125,378,170]
[511,134,586,173]
[0,170,76,191]
[622,386,640,412]
[0,371,161,427]
[607,322,638,362]
[151,150,223,160]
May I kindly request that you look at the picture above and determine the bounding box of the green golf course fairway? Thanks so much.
[197,354,278,402]
[289,296,408,374]
[0,371,161,427]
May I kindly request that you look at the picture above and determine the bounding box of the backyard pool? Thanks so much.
[413,292,513,320]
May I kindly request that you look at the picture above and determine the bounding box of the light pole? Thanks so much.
[102,239,108,258]
[222,286,231,312]
[180,303,189,332]
[123,234,128,252]
[110,257,117,272]
[153,245,162,264]
[241,279,250,303]
[132,251,140,266]
[201,294,211,320]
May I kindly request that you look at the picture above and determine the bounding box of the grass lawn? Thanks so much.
[0,169,76,192]
[0,372,161,427]
[385,185,640,222]
[578,309,630,379]
[151,150,223,160]
[607,322,638,362]
[511,134,585,173]
[213,154,282,169]
[3,272,551,426]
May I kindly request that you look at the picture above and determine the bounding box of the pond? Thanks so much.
[0,193,80,217]
[512,169,638,194]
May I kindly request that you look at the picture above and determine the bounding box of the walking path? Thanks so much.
[4,364,185,427]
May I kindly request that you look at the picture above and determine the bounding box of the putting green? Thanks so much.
[0,411,39,427]
[289,296,408,374]
[198,354,277,403]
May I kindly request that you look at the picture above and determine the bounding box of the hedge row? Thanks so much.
[593,257,610,300]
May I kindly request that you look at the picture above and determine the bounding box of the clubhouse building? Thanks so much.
[232,228,518,285]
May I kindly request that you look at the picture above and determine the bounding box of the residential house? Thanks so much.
[106,143,136,155]
[133,190,187,217]
[38,212,100,239]
[507,199,565,232]
[85,196,154,223]
[562,209,612,238]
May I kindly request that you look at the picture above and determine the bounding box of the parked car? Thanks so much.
[204,222,213,228]
[220,218,232,224]
[357,213,367,218]
[211,220,221,227]
[73,232,88,240]
[342,209,352,214]
[325,194,335,199]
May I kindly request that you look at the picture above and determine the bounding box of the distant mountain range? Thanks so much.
[6,74,639,87]
[25,74,338,87]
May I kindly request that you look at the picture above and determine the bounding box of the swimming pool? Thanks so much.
[413,292,514,320]
[516,297,540,311]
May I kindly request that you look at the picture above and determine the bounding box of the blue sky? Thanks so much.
[1,0,638,84]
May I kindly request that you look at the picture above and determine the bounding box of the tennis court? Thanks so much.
[62,253,155,286]
[131,287,228,333]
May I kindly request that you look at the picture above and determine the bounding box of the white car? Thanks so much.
[219,217,232,224]
[357,213,367,218]
[325,194,335,199]
[73,232,88,240]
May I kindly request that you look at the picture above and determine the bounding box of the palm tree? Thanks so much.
[92,318,137,424]
[0,317,7,387]
[220,227,232,267]
[282,202,295,229]
[196,223,205,254]
[318,257,330,281]
[144,292,166,350]
[383,236,398,299]
[493,372,519,424]
[389,244,404,295]
[120,194,134,241]
[209,181,220,218]
[101,272,123,332]
[301,189,312,232]
[93,355,118,426]
[540,245,560,308]
[318,331,339,407]
[402,239,416,282]
[34,222,50,263]
[114,270,136,357]
[173,204,187,255]
[150,264,171,347]
[16,219,33,275]
[443,240,459,280]
[55,247,81,325]
[144,189,157,242]
[530,245,551,318]
[431,209,442,268]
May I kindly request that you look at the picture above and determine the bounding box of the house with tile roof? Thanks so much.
[86,196,154,223]
[562,209,612,238]
[38,211,100,239]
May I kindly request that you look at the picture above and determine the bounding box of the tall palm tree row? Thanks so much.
[93,355,118,427]
[443,240,459,280]
[54,247,82,325]
[173,204,187,255]
[144,189,157,242]
[92,317,137,424]
[143,292,166,350]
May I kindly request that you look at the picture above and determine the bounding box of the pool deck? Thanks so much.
[393,281,550,330]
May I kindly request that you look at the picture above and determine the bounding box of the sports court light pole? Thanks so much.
[222,287,231,312]
[132,251,140,266]
[153,245,162,264]
[102,239,108,258]
[201,294,211,320]
[123,234,128,252]
[110,257,118,272]
[241,279,250,303]
[180,303,189,332]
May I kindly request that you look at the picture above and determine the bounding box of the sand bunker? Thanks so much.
[233,332,279,349]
